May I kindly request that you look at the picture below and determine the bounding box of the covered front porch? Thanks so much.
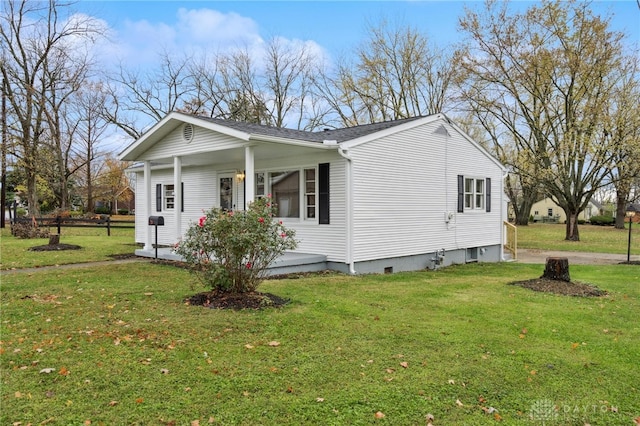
[134,247,328,276]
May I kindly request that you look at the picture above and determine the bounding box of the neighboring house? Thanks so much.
[119,112,508,274]
[530,197,603,223]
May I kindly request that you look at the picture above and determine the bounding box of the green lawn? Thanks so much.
[518,223,639,254]
[2,262,639,425]
[0,227,137,270]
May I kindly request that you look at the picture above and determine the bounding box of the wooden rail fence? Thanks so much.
[11,216,134,236]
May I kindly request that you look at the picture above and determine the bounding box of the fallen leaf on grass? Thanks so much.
[448,379,455,385]
[633,416,640,426]
[40,368,55,374]
[456,399,464,407]
[244,344,254,349]
[108,401,118,406]
[191,420,199,426]
[268,341,280,347]
[399,362,408,368]
[316,397,325,402]
[571,342,580,350]
[160,369,169,374]
[59,367,69,376]
[135,397,144,404]
[374,411,385,419]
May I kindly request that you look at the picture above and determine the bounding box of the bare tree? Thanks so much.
[263,37,317,128]
[103,50,194,139]
[0,0,102,215]
[41,37,93,210]
[314,19,458,127]
[459,0,627,240]
[69,82,110,212]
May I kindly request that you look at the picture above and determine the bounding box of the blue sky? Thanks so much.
[76,0,639,70]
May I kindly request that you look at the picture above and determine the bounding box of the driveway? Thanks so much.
[516,249,640,265]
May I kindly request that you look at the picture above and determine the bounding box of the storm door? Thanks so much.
[219,175,234,211]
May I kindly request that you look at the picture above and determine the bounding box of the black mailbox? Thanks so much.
[148,216,164,226]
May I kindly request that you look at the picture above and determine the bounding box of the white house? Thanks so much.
[530,197,603,223]
[119,112,508,274]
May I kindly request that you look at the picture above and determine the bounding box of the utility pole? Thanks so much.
[1,78,7,229]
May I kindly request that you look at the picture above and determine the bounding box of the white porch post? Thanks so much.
[144,160,152,250]
[244,146,255,207]
[174,156,182,240]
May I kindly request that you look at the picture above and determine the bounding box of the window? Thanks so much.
[164,184,175,209]
[464,178,484,210]
[270,171,300,218]
[547,208,553,217]
[305,168,316,219]
[262,165,328,221]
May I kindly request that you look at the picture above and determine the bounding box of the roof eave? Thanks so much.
[118,112,252,162]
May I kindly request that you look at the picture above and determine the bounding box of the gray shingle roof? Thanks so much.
[196,115,428,143]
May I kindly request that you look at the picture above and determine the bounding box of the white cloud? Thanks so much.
[175,8,262,47]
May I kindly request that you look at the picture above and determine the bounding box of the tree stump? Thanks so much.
[542,257,570,282]
[48,234,60,246]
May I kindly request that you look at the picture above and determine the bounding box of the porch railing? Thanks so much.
[504,221,517,260]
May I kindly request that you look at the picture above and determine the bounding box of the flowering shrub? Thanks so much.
[174,197,297,294]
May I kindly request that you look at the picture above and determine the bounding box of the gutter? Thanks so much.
[337,145,357,275]
[501,168,509,261]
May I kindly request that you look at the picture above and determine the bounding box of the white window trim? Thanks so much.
[464,177,485,211]
[258,166,318,222]
[164,184,175,210]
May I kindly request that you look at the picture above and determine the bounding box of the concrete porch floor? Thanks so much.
[135,247,328,276]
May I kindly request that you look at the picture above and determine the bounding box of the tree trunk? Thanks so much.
[26,169,40,217]
[515,200,532,226]
[565,212,580,241]
[615,193,629,229]
[48,234,60,246]
[542,257,570,282]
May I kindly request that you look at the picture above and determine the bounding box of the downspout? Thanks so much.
[144,160,152,250]
[337,146,356,275]
[500,168,509,261]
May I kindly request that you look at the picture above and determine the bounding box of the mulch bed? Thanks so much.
[509,278,607,297]
[29,243,81,251]
[186,291,290,310]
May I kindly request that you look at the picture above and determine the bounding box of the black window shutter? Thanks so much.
[486,178,491,212]
[181,182,184,212]
[319,163,330,224]
[156,184,162,212]
[457,175,464,213]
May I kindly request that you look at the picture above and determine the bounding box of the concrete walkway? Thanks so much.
[516,249,640,265]
[0,258,151,275]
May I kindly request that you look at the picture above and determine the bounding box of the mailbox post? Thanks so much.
[148,216,164,259]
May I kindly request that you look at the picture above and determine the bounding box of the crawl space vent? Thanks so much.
[183,123,194,143]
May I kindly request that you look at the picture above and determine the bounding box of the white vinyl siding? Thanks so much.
[349,120,503,263]
[142,125,243,161]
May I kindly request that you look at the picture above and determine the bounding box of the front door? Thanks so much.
[219,175,234,211]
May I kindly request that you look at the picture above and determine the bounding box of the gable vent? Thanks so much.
[433,124,450,137]
[182,123,194,143]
